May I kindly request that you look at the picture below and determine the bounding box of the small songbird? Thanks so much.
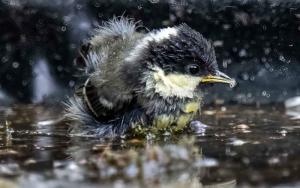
[65,17,235,137]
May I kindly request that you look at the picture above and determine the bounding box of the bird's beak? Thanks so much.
[200,71,236,87]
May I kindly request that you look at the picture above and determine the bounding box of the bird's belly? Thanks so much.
[152,114,193,131]
[152,101,201,131]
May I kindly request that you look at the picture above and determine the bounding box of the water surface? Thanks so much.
[0,104,299,187]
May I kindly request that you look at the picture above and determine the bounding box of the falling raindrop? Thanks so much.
[230,79,237,88]
[12,62,19,69]
[61,26,67,32]
[149,0,160,3]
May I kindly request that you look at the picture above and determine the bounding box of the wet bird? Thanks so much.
[65,17,235,137]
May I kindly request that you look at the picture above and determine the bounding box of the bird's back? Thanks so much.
[74,18,143,119]
[83,18,143,78]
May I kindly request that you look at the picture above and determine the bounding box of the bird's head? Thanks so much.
[125,23,235,99]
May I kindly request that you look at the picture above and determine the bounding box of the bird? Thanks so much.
[64,17,236,137]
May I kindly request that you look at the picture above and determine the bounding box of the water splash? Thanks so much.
[32,58,60,103]
[229,79,237,88]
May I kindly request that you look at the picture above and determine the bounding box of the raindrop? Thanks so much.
[279,55,285,62]
[280,129,287,136]
[196,158,219,167]
[264,48,271,55]
[223,24,231,30]
[69,80,75,87]
[189,121,208,135]
[228,138,248,146]
[149,0,160,3]
[239,49,247,57]
[57,65,63,72]
[242,73,249,80]
[22,80,28,86]
[94,2,101,7]
[213,40,223,47]
[1,56,8,63]
[63,16,72,23]
[12,62,19,69]
[229,79,237,88]
[61,26,67,32]
[222,61,227,68]
[268,157,280,165]
[76,4,82,10]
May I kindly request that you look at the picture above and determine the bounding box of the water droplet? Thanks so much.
[76,4,82,10]
[57,65,63,72]
[228,138,248,146]
[279,129,287,136]
[149,0,159,3]
[196,158,219,167]
[268,157,280,165]
[242,73,249,80]
[69,80,75,87]
[12,62,19,69]
[229,79,237,88]
[239,49,247,57]
[61,26,67,32]
[279,55,286,62]
[189,121,208,135]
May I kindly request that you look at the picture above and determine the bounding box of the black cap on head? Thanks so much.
[145,23,218,77]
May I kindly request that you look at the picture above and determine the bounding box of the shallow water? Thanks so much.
[0,104,300,187]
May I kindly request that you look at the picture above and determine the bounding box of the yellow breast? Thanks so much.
[181,101,200,113]
[131,101,201,136]
[152,101,201,132]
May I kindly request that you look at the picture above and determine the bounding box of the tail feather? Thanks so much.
[64,96,133,137]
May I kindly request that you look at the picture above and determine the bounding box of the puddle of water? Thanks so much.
[0,104,299,187]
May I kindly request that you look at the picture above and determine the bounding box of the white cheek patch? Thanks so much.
[125,27,178,62]
[145,66,201,99]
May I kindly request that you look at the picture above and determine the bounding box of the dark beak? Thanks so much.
[200,71,236,87]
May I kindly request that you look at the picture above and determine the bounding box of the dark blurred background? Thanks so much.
[0,0,300,105]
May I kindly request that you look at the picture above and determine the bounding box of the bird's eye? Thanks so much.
[186,64,200,75]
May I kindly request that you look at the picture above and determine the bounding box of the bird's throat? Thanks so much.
[145,66,200,99]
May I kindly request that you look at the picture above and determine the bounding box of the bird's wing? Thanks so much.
[75,76,136,121]
[73,17,141,121]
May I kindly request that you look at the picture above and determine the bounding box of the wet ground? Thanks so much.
[0,104,300,187]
